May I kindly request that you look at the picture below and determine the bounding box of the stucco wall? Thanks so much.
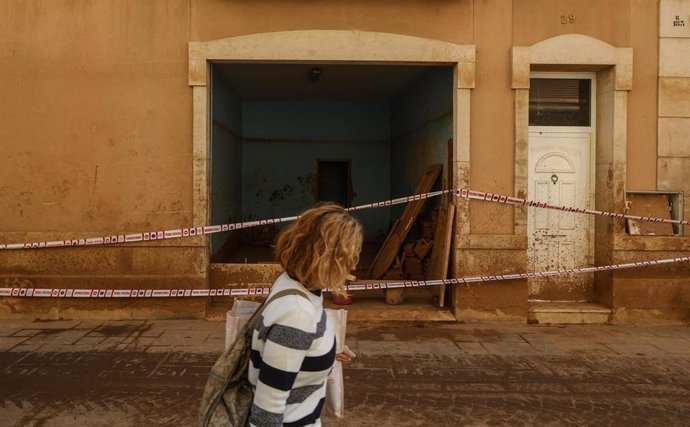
[189,0,474,44]
[608,0,690,324]
[0,0,206,319]
[628,0,660,191]
[657,0,690,232]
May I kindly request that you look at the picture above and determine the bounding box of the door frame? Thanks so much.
[527,72,597,300]
[512,34,633,308]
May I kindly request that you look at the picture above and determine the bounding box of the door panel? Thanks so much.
[535,181,550,230]
[528,132,592,301]
[559,182,576,230]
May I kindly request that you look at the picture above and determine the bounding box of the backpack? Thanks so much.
[199,289,311,427]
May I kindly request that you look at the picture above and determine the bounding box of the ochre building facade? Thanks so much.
[1,0,689,323]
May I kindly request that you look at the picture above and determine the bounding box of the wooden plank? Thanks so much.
[413,239,433,259]
[428,203,455,308]
[403,242,415,257]
[403,257,424,278]
[369,164,443,279]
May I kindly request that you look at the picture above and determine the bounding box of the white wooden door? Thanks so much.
[527,131,592,300]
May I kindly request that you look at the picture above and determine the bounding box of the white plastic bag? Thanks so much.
[325,309,348,418]
[326,362,345,418]
[225,299,261,351]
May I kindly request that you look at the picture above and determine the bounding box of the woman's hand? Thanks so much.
[335,344,356,362]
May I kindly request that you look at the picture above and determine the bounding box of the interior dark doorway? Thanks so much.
[316,159,352,207]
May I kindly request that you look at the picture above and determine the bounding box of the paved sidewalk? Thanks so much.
[1,319,689,426]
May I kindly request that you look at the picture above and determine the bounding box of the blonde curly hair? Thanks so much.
[274,202,363,295]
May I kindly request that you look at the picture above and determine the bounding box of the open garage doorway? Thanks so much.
[208,62,455,318]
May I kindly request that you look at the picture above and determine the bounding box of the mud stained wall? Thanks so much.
[468,1,516,236]
[2,0,688,323]
[657,0,690,235]
[0,0,192,232]
[455,0,526,322]
[609,0,690,324]
[0,1,207,319]
[210,71,243,257]
[457,0,667,322]
[390,68,453,218]
[241,101,391,242]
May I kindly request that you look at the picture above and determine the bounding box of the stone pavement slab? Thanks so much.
[0,320,688,426]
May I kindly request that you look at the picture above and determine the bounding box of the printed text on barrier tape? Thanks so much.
[0,190,450,250]
[2,187,687,251]
[453,189,690,226]
[2,256,688,298]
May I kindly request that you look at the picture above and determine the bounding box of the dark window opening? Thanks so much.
[529,78,591,127]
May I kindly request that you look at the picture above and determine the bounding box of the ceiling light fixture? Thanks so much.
[309,67,322,83]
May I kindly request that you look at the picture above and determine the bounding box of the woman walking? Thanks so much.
[248,203,361,426]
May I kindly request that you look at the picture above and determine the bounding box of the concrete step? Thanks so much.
[206,287,454,322]
[207,265,455,321]
[209,263,282,303]
[528,301,612,325]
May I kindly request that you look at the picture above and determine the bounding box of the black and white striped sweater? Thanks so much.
[248,272,336,427]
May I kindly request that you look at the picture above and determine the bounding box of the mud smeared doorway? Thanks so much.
[527,73,596,302]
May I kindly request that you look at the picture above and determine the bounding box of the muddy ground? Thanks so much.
[1,320,689,426]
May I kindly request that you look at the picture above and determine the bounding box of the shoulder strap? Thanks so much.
[258,289,311,317]
[244,289,312,339]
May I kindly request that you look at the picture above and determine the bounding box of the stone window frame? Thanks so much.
[188,30,476,266]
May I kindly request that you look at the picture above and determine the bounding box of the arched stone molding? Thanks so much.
[512,34,633,91]
[188,31,475,289]
[511,34,633,307]
[189,31,475,87]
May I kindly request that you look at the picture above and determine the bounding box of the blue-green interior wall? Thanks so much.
[210,66,452,250]
[242,101,391,242]
[210,71,243,256]
[390,68,453,218]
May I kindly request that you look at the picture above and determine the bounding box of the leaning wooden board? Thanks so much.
[427,203,455,307]
[369,164,443,280]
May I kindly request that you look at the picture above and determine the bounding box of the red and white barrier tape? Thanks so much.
[1,255,688,298]
[346,255,690,291]
[453,189,690,226]
[2,187,688,299]
[2,187,686,251]
[0,190,449,251]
